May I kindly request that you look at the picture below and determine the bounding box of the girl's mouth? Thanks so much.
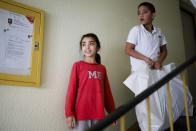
[85,50,91,54]
[140,18,144,21]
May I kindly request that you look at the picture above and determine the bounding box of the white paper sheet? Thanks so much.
[0,8,34,75]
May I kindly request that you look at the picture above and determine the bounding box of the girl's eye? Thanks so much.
[82,43,86,47]
[90,42,94,45]
[138,10,149,15]
[143,10,148,14]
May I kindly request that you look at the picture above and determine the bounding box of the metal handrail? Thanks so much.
[87,55,196,131]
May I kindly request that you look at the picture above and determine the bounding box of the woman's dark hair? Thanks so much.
[80,33,101,64]
[138,2,155,13]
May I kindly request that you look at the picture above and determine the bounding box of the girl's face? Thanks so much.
[138,5,155,25]
[81,37,99,59]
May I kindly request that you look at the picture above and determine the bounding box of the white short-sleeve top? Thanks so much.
[127,25,167,71]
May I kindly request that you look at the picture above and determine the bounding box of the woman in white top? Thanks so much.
[124,2,193,131]
[125,2,167,72]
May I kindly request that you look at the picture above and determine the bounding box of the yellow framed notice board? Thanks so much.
[0,0,45,87]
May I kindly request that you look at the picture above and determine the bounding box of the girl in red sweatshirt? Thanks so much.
[65,33,117,131]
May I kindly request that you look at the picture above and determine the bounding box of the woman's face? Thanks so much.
[81,37,98,58]
[138,5,155,25]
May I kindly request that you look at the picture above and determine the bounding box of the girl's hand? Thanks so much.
[112,120,118,126]
[144,57,154,68]
[154,61,162,70]
[66,116,76,129]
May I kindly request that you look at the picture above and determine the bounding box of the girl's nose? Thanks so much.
[139,14,143,17]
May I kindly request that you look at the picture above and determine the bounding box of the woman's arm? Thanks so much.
[154,45,167,69]
[125,42,154,67]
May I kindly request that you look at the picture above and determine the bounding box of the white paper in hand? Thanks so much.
[123,71,149,96]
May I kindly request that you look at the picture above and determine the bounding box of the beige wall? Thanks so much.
[0,0,186,131]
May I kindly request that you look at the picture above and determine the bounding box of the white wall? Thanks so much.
[0,0,186,131]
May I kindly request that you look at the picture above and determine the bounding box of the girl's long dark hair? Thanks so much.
[80,33,101,64]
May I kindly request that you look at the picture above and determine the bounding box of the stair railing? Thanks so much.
[87,55,196,131]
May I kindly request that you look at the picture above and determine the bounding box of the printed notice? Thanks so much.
[0,9,34,75]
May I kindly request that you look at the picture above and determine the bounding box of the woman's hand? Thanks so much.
[144,57,154,68]
[66,116,76,129]
[154,61,162,70]
[112,120,118,126]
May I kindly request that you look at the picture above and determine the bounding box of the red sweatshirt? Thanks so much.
[65,61,115,120]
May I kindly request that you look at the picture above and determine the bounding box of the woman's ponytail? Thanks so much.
[95,53,101,64]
